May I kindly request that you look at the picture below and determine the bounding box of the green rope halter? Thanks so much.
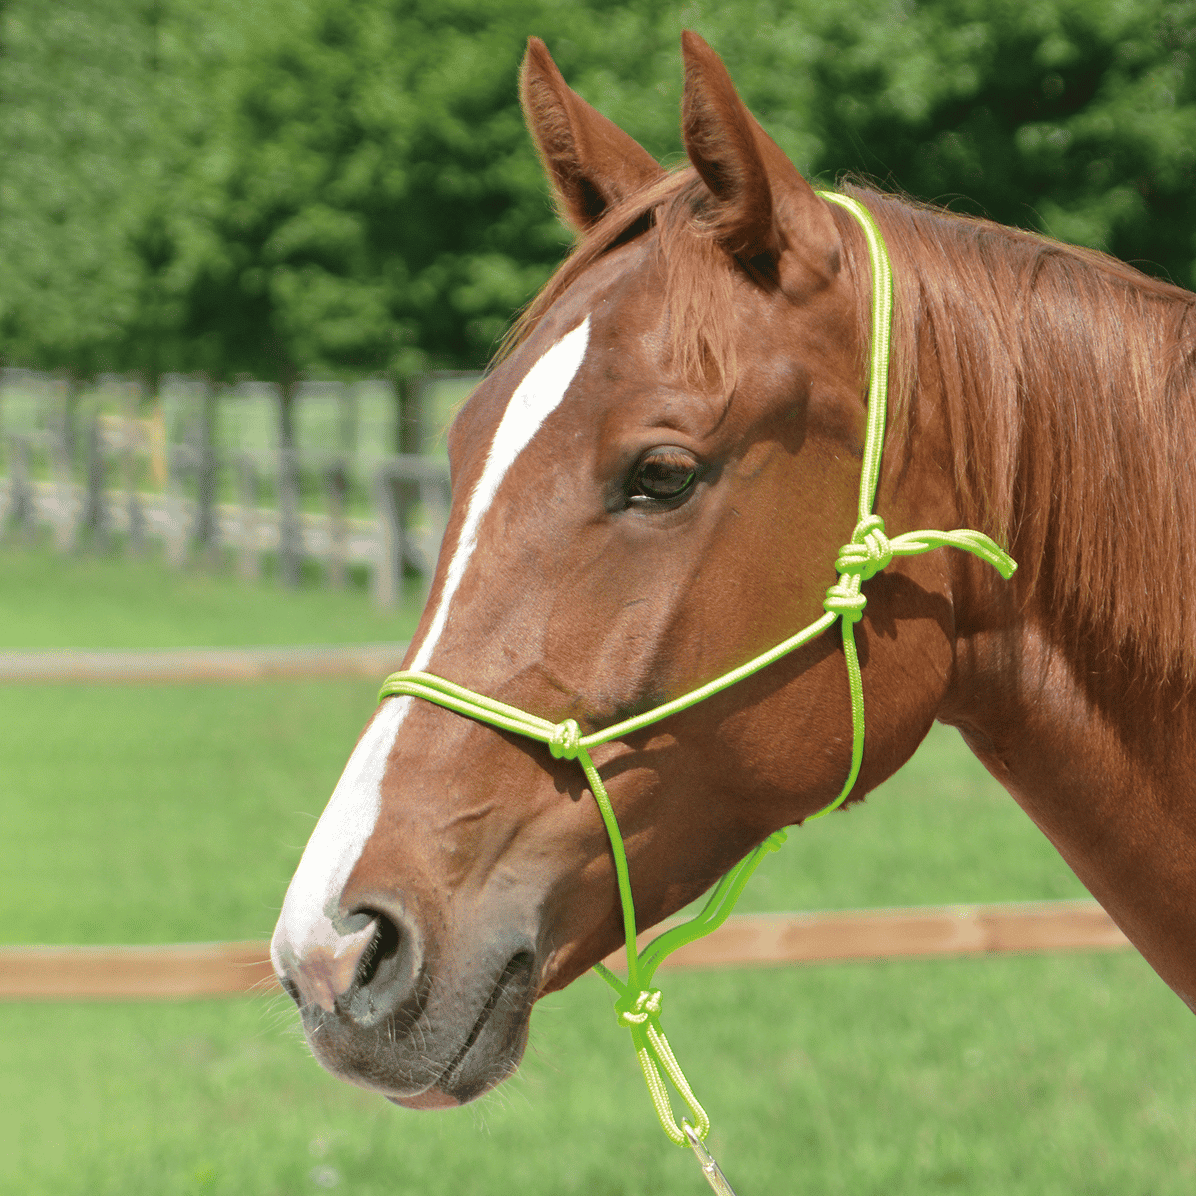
[377,192,1016,1170]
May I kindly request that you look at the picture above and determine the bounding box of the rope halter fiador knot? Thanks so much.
[548,718,583,760]
[617,988,664,1027]
[823,515,895,625]
[837,514,893,580]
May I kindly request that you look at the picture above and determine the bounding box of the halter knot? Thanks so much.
[824,515,892,625]
[617,988,663,1027]
[548,718,582,760]
[836,514,892,580]
[823,580,867,625]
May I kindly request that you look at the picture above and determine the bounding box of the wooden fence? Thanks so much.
[0,902,1132,1000]
[0,369,480,606]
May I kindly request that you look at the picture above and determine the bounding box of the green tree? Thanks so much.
[0,0,155,375]
[166,0,683,383]
[2,0,1194,382]
[0,0,246,381]
[796,0,1196,287]
[166,0,1196,387]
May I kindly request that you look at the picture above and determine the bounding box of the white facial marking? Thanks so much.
[271,696,409,987]
[409,315,592,671]
[273,317,592,983]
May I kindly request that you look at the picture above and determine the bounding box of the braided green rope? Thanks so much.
[375,191,1017,1155]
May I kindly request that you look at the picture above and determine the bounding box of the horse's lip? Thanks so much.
[387,1087,460,1110]
[388,950,535,1108]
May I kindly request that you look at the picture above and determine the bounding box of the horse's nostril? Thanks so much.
[343,909,421,1026]
[353,910,400,992]
[280,976,302,1007]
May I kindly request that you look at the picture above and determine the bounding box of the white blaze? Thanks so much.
[409,315,592,671]
[273,317,591,971]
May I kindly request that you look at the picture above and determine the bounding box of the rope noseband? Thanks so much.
[377,193,1016,1191]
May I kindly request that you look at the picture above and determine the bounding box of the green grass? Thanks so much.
[0,685,1086,946]
[0,681,379,944]
[2,953,1193,1196]
[1,545,1189,1194]
[0,541,421,649]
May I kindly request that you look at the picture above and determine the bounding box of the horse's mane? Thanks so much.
[502,173,1196,683]
[850,187,1196,685]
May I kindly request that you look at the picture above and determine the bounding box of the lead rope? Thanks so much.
[377,192,1016,1193]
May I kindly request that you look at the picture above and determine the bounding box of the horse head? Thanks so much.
[271,33,963,1108]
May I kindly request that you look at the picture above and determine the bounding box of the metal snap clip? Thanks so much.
[683,1120,739,1196]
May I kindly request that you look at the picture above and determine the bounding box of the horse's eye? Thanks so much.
[628,447,700,506]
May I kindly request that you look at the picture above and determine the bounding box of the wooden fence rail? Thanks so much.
[0,643,413,683]
[0,902,1131,1001]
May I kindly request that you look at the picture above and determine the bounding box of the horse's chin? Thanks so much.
[299,947,536,1109]
[305,1005,532,1109]
[377,1008,531,1108]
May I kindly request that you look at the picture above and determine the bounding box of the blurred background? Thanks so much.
[2,2,1195,1193]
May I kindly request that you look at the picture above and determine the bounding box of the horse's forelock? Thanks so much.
[497,167,738,394]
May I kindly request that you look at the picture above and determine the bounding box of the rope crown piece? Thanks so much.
[375,191,1017,1184]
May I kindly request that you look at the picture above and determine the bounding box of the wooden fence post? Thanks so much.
[122,381,146,556]
[234,452,260,582]
[371,464,401,609]
[368,456,452,609]
[418,469,451,565]
[80,415,109,553]
[192,444,218,562]
[277,447,302,587]
[324,457,348,589]
[4,435,33,540]
[396,373,422,456]
[164,444,191,568]
[48,428,76,553]
[191,381,218,563]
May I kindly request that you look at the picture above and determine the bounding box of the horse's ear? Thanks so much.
[680,31,839,279]
[521,37,665,233]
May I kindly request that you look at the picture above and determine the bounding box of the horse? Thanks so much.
[270,31,1196,1116]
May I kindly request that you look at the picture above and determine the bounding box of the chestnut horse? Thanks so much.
[271,33,1196,1115]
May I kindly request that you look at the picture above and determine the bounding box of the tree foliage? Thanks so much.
[0,0,251,380]
[799,0,1196,286]
[1,0,1194,381]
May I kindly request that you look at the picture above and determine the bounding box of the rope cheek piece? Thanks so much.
[376,193,1017,1194]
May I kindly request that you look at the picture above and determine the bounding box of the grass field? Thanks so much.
[1,542,1193,1194]
[0,541,420,649]
[1,684,1087,946]
[3,951,1194,1196]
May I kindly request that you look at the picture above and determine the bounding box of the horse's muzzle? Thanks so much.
[273,899,537,1104]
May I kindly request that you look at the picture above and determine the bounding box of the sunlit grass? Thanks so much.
[0,680,378,944]
[2,951,1192,1196]
[0,539,421,649]
[0,539,1185,1196]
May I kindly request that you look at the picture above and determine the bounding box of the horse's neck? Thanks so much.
[939,588,1196,1011]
